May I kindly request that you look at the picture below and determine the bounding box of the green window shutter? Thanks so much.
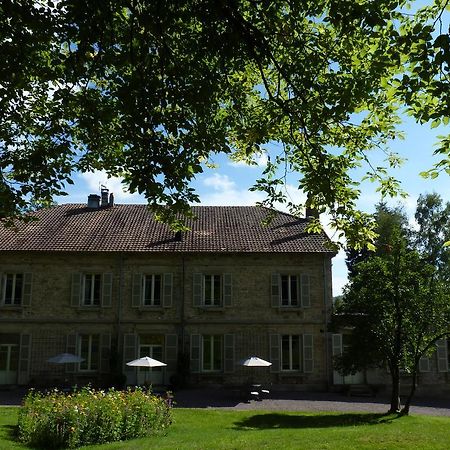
[18,333,32,385]
[224,334,235,373]
[223,273,232,307]
[102,273,113,307]
[270,334,280,373]
[332,334,343,357]
[303,334,314,373]
[66,333,78,373]
[419,355,431,372]
[22,273,33,307]
[100,334,111,373]
[71,273,82,307]
[163,273,173,308]
[132,273,142,308]
[436,339,449,372]
[301,274,311,307]
[271,274,280,308]
[190,334,201,373]
[193,273,203,307]
[165,334,178,371]
[123,333,137,376]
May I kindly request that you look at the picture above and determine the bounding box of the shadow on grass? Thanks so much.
[233,412,399,430]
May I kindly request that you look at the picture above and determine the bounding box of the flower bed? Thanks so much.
[18,387,172,448]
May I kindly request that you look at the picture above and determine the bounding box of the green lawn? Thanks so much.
[2,406,450,449]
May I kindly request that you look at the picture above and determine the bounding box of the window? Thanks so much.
[448,339,450,368]
[281,335,301,371]
[78,334,99,371]
[143,275,162,306]
[204,275,221,306]
[202,335,223,372]
[82,274,101,306]
[281,275,299,307]
[2,274,23,306]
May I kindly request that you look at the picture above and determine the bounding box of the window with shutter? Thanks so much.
[193,274,232,308]
[1,273,26,306]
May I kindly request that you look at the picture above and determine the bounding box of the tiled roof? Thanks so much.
[0,204,335,254]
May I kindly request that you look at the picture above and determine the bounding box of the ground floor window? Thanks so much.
[281,335,301,371]
[202,335,223,372]
[79,334,100,371]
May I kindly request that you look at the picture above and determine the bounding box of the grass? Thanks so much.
[2,406,450,449]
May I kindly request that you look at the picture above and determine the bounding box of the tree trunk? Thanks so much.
[401,365,418,416]
[389,368,402,413]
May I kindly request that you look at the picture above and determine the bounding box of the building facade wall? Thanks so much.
[0,250,333,390]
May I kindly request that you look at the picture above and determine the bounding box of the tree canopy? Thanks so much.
[1,1,449,246]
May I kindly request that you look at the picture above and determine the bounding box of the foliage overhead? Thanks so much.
[1,1,449,247]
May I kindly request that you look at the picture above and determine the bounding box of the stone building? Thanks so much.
[0,193,335,389]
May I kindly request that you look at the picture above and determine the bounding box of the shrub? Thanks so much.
[17,387,172,449]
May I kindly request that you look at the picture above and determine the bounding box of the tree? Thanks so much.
[1,1,449,246]
[414,192,450,281]
[335,205,450,415]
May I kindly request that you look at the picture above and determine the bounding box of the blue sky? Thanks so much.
[55,115,450,297]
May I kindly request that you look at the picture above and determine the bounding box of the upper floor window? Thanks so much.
[2,273,23,306]
[143,274,162,307]
[83,274,101,306]
[132,273,172,308]
[1,272,32,307]
[193,273,232,308]
[272,273,310,308]
[281,275,299,307]
[71,272,113,308]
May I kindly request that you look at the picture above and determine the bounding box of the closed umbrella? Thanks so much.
[47,353,85,364]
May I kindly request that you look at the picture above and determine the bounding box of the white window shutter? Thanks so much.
[270,334,280,373]
[193,273,203,307]
[22,273,33,307]
[165,334,178,370]
[224,334,235,373]
[223,273,232,307]
[123,333,137,375]
[271,274,280,308]
[102,273,113,307]
[163,273,173,308]
[436,339,449,372]
[301,274,311,307]
[71,273,82,307]
[190,334,201,373]
[303,334,314,373]
[132,273,142,308]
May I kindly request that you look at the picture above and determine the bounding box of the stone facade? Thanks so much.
[0,250,333,390]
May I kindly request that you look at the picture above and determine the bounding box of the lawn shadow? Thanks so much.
[1,423,18,441]
[233,412,398,430]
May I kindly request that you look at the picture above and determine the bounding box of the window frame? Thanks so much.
[142,274,163,307]
[203,274,222,307]
[1,273,24,306]
[82,273,102,307]
[281,334,302,372]
[202,335,223,372]
[78,334,100,372]
[280,275,299,307]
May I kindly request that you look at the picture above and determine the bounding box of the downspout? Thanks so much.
[323,255,330,390]
[181,255,186,349]
[116,253,124,371]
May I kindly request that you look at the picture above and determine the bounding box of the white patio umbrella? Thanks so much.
[47,353,85,364]
[239,356,272,367]
[126,356,167,368]
[126,356,167,386]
